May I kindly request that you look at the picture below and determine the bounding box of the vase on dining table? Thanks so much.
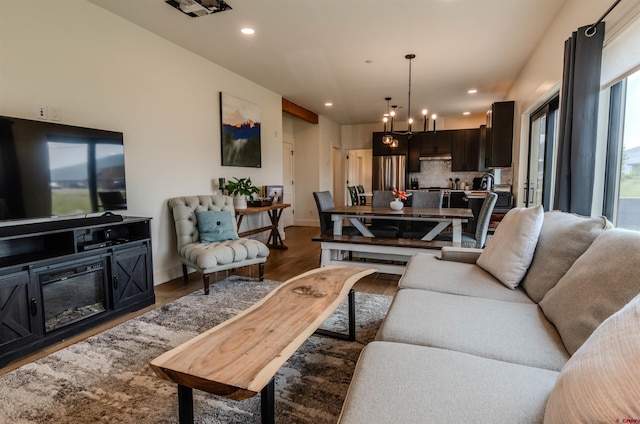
[390,198,404,210]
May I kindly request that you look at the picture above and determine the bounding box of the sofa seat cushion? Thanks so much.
[338,341,559,424]
[539,228,640,355]
[521,211,612,303]
[376,289,569,371]
[179,238,269,270]
[399,254,534,304]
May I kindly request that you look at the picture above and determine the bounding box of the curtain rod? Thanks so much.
[586,0,623,36]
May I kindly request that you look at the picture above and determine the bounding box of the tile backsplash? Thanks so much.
[409,160,513,189]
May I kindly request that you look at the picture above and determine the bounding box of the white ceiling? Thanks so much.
[89,0,571,125]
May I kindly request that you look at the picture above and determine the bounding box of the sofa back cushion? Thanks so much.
[539,228,640,355]
[521,211,612,303]
[476,206,544,289]
[544,294,640,422]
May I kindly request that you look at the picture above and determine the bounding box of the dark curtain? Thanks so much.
[554,23,605,215]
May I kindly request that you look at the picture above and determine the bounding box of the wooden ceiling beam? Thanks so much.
[282,98,318,124]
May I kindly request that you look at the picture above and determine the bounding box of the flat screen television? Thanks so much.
[0,115,127,223]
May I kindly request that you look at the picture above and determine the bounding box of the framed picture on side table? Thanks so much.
[265,185,283,204]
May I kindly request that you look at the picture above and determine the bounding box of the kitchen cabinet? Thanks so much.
[451,128,480,172]
[372,132,408,156]
[419,131,452,157]
[408,134,421,172]
[485,101,515,168]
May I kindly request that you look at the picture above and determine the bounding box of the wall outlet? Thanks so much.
[50,106,60,121]
[36,105,47,120]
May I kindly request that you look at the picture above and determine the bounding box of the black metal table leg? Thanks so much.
[347,287,356,341]
[261,377,275,424]
[178,385,194,424]
[315,289,356,341]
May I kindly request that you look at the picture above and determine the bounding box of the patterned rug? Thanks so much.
[0,276,392,423]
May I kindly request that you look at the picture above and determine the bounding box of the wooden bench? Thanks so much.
[149,265,375,424]
[313,234,453,275]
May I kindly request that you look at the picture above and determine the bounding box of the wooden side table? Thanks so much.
[235,203,291,249]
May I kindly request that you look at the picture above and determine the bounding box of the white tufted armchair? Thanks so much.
[168,195,270,295]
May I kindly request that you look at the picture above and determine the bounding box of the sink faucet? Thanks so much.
[482,173,494,192]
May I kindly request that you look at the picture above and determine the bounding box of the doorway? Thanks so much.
[282,142,294,227]
[346,149,372,198]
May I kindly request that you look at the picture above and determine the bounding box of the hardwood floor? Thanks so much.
[0,226,399,375]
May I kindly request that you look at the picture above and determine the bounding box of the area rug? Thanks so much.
[0,276,392,423]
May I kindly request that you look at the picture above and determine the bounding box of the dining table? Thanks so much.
[327,205,474,246]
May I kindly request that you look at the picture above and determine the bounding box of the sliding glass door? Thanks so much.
[525,97,559,209]
[605,69,640,230]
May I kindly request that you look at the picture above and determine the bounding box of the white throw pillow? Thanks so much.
[544,294,640,422]
[476,206,543,289]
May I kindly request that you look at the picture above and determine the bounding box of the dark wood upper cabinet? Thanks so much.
[451,128,480,172]
[485,101,515,168]
[419,131,452,156]
[408,134,421,172]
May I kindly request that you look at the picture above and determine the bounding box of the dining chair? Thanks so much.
[347,186,359,206]
[313,191,360,263]
[434,192,498,248]
[401,191,443,239]
[313,191,360,237]
[356,185,367,205]
[370,191,400,237]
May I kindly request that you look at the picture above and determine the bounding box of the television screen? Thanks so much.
[0,115,126,222]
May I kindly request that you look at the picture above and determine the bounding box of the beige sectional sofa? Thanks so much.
[338,209,640,423]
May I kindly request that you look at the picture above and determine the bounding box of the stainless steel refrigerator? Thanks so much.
[372,155,406,192]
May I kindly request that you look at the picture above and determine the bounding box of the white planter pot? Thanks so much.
[233,195,248,210]
[389,199,404,210]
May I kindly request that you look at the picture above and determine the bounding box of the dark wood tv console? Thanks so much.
[0,216,155,367]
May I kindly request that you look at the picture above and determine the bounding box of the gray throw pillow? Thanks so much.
[196,210,239,243]
[544,294,640,422]
[539,228,640,355]
[476,206,544,289]
[521,211,612,303]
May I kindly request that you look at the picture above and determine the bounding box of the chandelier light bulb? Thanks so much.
[390,110,396,117]
[431,114,437,120]
[422,109,428,116]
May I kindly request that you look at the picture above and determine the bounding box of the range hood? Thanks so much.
[419,154,452,160]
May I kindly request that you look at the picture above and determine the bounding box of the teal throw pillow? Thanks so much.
[196,210,238,243]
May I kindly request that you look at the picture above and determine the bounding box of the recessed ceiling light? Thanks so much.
[241,28,255,35]
[325,102,333,107]
[463,112,471,115]
[467,89,478,94]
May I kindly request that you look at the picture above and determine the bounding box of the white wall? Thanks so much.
[0,0,283,285]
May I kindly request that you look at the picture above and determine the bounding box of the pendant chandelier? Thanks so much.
[381,54,435,147]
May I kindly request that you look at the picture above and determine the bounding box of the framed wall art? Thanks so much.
[220,92,262,168]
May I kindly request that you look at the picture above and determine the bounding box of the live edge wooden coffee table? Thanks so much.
[150,265,375,424]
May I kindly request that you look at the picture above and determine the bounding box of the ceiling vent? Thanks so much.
[166,0,232,17]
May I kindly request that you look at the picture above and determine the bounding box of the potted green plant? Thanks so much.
[226,177,260,209]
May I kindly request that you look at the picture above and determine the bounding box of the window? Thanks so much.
[605,69,640,229]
